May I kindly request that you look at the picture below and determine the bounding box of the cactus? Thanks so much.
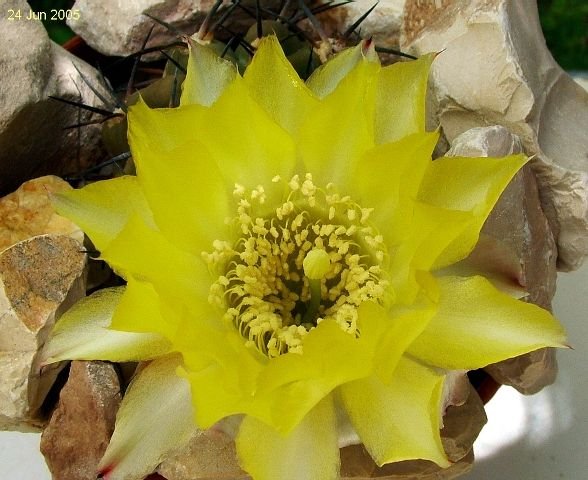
[51,0,416,183]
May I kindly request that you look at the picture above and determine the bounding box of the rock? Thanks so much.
[401,0,588,271]
[445,126,559,394]
[158,429,247,480]
[0,0,107,196]
[40,361,122,480]
[340,447,474,479]
[440,385,486,463]
[67,0,218,57]
[0,235,86,430]
[317,0,405,48]
[486,347,557,395]
[0,176,84,253]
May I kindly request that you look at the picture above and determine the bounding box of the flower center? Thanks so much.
[204,174,389,357]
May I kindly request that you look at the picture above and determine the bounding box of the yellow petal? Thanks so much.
[180,39,237,107]
[100,214,210,302]
[386,202,474,303]
[408,275,568,370]
[339,357,449,467]
[40,287,170,364]
[109,278,178,340]
[201,78,297,196]
[252,320,373,433]
[127,99,231,253]
[132,77,296,206]
[410,202,476,271]
[418,154,528,268]
[236,397,339,480]
[51,175,154,252]
[352,131,439,234]
[179,325,266,429]
[361,301,436,383]
[98,354,196,480]
[439,233,527,298]
[298,58,379,188]
[306,43,365,98]
[244,36,318,134]
[375,53,436,144]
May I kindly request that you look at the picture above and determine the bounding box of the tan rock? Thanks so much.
[158,429,248,480]
[0,235,86,430]
[340,447,474,479]
[441,385,486,463]
[486,347,557,395]
[0,176,84,253]
[40,361,122,480]
[0,0,107,195]
[401,0,588,271]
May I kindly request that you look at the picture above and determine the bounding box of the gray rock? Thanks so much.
[401,0,588,271]
[0,0,107,195]
[40,361,122,480]
[67,0,218,57]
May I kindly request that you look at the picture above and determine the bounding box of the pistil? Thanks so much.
[302,249,331,323]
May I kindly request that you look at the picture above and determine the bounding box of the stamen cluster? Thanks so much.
[204,174,390,357]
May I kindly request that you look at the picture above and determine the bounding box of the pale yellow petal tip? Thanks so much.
[255,34,281,50]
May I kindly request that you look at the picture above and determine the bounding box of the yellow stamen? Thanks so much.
[204,174,390,357]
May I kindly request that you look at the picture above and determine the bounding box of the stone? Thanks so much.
[317,0,405,49]
[0,235,86,430]
[0,0,107,196]
[40,361,122,480]
[445,126,559,394]
[401,0,588,271]
[157,429,247,480]
[67,0,219,57]
[486,347,557,395]
[440,385,486,463]
[340,448,474,479]
[0,175,84,253]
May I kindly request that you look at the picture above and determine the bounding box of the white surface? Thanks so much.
[1,265,587,479]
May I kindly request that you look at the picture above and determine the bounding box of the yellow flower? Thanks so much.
[44,37,566,480]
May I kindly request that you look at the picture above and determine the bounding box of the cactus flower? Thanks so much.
[44,37,566,480]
